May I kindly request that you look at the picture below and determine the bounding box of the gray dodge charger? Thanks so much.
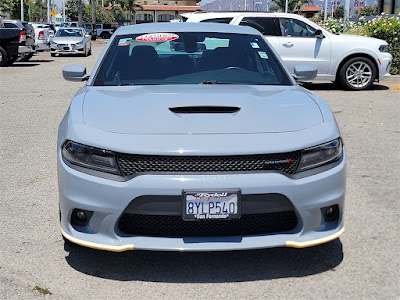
[58,22,345,252]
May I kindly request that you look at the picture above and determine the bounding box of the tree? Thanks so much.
[357,5,377,16]
[333,5,344,19]
[272,0,313,13]
[0,0,31,21]
[78,0,83,26]
[118,0,142,24]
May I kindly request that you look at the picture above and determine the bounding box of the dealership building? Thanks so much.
[378,0,400,14]
[125,0,204,24]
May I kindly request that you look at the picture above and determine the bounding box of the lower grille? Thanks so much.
[118,211,298,237]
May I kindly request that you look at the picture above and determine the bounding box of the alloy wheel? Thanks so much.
[345,61,372,88]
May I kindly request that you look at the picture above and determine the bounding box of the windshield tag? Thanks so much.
[136,33,179,42]
[250,42,260,49]
[258,51,269,59]
[118,38,132,46]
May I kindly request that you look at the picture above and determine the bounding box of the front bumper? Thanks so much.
[377,52,392,81]
[51,44,85,55]
[58,151,346,252]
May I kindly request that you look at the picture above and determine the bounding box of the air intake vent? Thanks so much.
[169,106,240,114]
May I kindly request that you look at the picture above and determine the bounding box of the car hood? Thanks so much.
[82,85,323,134]
[52,36,83,44]
[336,33,387,45]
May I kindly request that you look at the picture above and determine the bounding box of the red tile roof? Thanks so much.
[300,5,321,12]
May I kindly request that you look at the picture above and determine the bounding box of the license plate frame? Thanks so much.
[182,189,241,221]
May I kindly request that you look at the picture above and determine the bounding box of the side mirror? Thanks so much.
[63,65,89,81]
[85,34,91,38]
[293,65,318,81]
[314,29,324,39]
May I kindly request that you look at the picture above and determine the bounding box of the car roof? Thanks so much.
[182,11,309,21]
[115,22,261,36]
[58,27,85,30]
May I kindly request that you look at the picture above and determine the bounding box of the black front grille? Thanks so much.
[117,152,300,177]
[118,211,298,237]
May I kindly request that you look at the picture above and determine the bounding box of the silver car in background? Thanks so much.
[30,23,52,52]
[58,23,345,252]
[50,27,91,57]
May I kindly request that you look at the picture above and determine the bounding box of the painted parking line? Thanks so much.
[389,85,400,91]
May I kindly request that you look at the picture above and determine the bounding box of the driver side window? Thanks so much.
[279,18,316,37]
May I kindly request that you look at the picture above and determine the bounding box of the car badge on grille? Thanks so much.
[263,159,292,165]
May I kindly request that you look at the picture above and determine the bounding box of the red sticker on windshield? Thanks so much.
[136,33,179,42]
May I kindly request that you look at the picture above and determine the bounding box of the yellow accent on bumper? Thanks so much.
[61,227,134,252]
[286,226,345,248]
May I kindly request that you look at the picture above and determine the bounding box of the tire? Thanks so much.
[84,46,88,57]
[17,52,34,62]
[0,46,8,67]
[8,55,18,65]
[101,32,111,39]
[88,47,91,56]
[338,57,377,91]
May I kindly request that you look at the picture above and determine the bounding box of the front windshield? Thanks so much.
[93,32,292,86]
[55,29,83,37]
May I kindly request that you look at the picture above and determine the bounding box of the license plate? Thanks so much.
[183,190,241,221]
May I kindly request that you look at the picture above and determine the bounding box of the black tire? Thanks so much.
[8,55,18,65]
[88,47,91,56]
[17,52,34,62]
[0,46,8,67]
[51,53,56,57]
[101,32,111,39]
[338,57,377,91]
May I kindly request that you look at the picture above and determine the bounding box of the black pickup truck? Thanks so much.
[0,19,35,67]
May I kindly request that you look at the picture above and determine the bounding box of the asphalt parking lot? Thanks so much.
[0,41,399,299]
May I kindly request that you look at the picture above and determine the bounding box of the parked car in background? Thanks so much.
[29,23,52,52]
[46,23,56,37]
[83,22,97,40]
[1,19,36,63]
[96,23,118,39]
[183,12,393,90]
[59,23,345,252]
[50,27,91,57]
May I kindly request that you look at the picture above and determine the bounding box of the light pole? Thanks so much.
[63,0,65,22]
[324,0,328,21]
[285,0,288,13]
[343,0,350,32]
[21,0,24,21]
[154,1,157,23]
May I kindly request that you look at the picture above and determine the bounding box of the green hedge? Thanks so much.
[321,14,400,75]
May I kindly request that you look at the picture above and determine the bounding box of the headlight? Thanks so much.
[62,141,121,175]
[76,40,84,45]
[297,138,343,172]
[50,40,57,45]
[379,45,389,52]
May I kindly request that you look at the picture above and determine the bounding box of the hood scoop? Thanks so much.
[169,106,240,114]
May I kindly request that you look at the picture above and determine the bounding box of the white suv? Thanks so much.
[183,12,393,90]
